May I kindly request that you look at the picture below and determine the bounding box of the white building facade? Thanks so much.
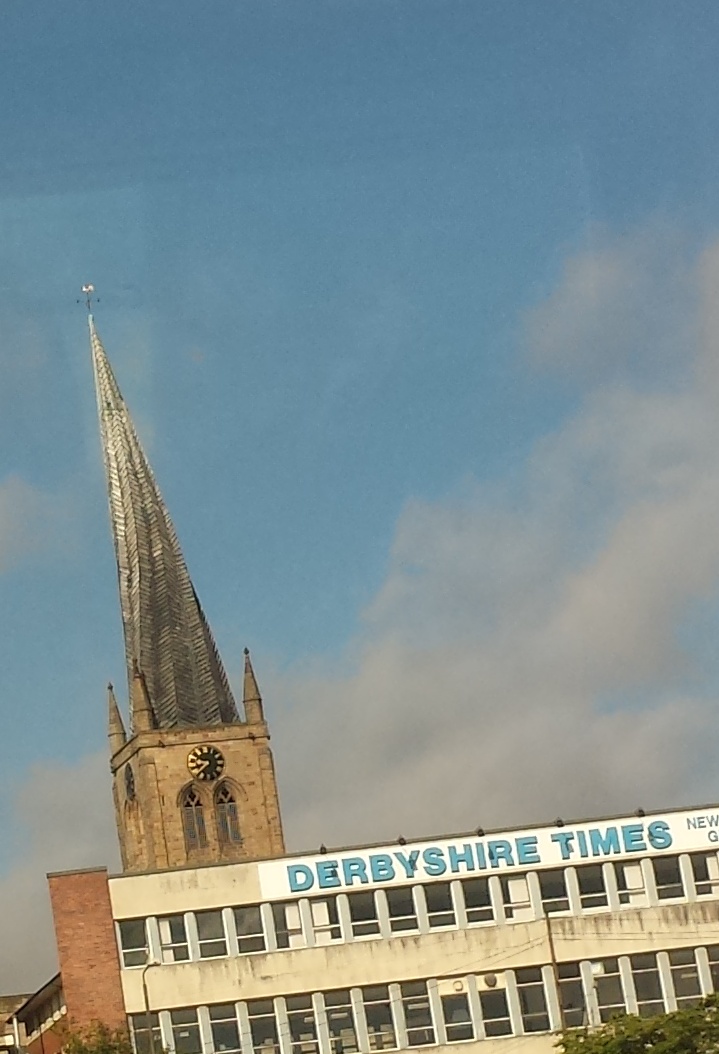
[106,803,719,1054]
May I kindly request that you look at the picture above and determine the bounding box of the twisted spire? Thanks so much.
[89,314,240,729]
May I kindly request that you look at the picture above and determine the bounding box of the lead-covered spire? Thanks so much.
[89,314,241,729]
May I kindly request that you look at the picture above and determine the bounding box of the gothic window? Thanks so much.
[181,786,207,850]
[215,782,242,844]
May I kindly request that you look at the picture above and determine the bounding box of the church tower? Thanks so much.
[88,313,285,873]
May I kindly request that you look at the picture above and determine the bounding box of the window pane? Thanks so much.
[479,990,511,1037]
[309,897,341,943]
[286,994,319,1054]
[325,990,359,1054]
[158,914,190,962]
[247,1000,280,1054]
[171,1009,202,1054]
[614,862,647,906]
[119,919,148,967]
[539,870,569,914]
[424,883,455,928]
[669,949,702,1007]
[272,902,304,949]
[130,1013,161,1054]
[441,994,473,1042]
[630,953,665,1017]
[461,878,493,923]
[652,857,684,900]
[557,963,585,1028]
[234,905,266,953]
[707,945,719,992]
[210,1005,241,1053]
[400,982,435,1047]
[691,853,719,896]
[386,888,418,932]
[500,875,532,920]
[515,968,549,1032]
[594,958,626,1022]
[348,892,380,937]
[576,865,608,909]
[363,986,396,1050]
[196,909,227,957]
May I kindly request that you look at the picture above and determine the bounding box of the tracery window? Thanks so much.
[181,786,208,850]
[215,782,242,844]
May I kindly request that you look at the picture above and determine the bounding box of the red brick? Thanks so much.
[48,869,125,1031]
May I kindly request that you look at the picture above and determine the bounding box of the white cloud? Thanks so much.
[270,223,719,851]
[0,754,118,993]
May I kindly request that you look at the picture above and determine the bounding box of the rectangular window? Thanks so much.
[324,989,359,1054]
[347,891,380,938]
[118,919,148,968]
[669,949,702,1008]
[652,856,684,900]
[479,989,512,1037]
[362,986,397,1050]
[708,945,719,993]
[614,862,647,906]
[309,897,341,944]
[196,909,228,958]
[461,878,493,924]
[424,883,456,928]
[630,953,665,1017]
[441,993,473,1042]
[170,1009,202,1054]
[557,963,585,1028]
[158,914,190,963]
[400,982,435,1047]
[386,887,418,932]
[209,1005,241,1053]
[538,870,570,914]
[594,958,626,1022]
[691,852,719,896]
[500,874,533,921]
[576,865,608,910]
[515,967,549,1032]
[286,995,319,1054]
[130,1013,161,1054]
[234,905,266,954]
[247,999,280,1054]
[272,902,304,949]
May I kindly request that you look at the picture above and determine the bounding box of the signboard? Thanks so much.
[257,805,719,901]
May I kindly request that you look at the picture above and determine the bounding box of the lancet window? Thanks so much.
[215,782,242,844]
[182,786,208,850]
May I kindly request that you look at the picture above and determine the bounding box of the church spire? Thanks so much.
[243,647,264,724]
[88,313,241,729]
[107,682,127,755]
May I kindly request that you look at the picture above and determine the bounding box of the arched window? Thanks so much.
[215,783,242,844]
[181,786,207,850]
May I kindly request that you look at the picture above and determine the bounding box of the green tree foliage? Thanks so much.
[61,1023,134,1054]
[558,998,719,1054]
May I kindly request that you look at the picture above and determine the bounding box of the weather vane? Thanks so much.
[77,283,100,312]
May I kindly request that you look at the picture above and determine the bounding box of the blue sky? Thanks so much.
[5,0,719,984]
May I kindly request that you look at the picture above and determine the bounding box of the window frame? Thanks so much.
[195,908,228,959]
[181,786,208,851]
[157,913,190,963]
[118,918,148,968]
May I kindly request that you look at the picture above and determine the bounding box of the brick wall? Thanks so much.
[47,869,125,1031]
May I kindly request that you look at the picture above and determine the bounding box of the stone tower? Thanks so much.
[88,314,285,873]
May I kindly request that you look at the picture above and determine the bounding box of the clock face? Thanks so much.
[125,764,136,801]
[187,745,225,782]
